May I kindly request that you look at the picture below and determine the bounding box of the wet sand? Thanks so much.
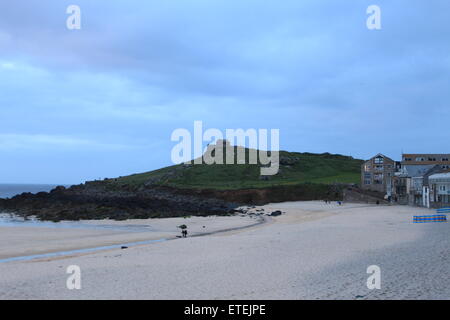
[0,215,261,260]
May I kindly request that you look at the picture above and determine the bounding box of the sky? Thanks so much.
[1,0,449,184]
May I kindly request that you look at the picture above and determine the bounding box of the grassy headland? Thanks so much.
[107,149,362,191]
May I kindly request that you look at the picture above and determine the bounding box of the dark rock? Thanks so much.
[0,183,239,222]
[50,186,66,193]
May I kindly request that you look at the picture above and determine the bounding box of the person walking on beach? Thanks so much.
[179,224,188,238]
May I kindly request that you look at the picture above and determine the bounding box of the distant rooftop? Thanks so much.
[429,172,450,181]
[396,164,436,178]
[401,153,450,165]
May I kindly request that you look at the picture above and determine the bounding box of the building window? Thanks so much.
[442,158,449,161]
[373,173,384,184]
[374,156,384,164]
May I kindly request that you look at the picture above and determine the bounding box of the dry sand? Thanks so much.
[0,201,448,299]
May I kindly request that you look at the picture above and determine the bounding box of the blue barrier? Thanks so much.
[413,215,447,223]
[437,207,450,214]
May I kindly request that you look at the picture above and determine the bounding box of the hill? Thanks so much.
[106,147,363,190]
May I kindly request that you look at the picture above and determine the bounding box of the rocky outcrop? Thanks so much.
[0,181,346,222]
[343,187,388,204]
[163,183,344,205]
[0,184,238,222]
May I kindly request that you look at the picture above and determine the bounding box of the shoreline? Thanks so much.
[0,213,268,262]
[0,216,270,264]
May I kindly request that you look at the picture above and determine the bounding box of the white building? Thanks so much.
[428,172,450,207]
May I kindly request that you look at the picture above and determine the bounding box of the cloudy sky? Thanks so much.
[1,0,449,184]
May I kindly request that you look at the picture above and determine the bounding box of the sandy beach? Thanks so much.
[0,214,262,260]
[0,201,448,299]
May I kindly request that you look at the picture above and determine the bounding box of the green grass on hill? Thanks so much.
[106,148,363,191]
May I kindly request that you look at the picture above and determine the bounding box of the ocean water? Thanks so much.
[0,184,60,199]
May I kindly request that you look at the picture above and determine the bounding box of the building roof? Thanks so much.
[403,153,450,157]
[401,154,450,165]
[365,153,395,163]
[396,165,435,178]
[429,172,450,181]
